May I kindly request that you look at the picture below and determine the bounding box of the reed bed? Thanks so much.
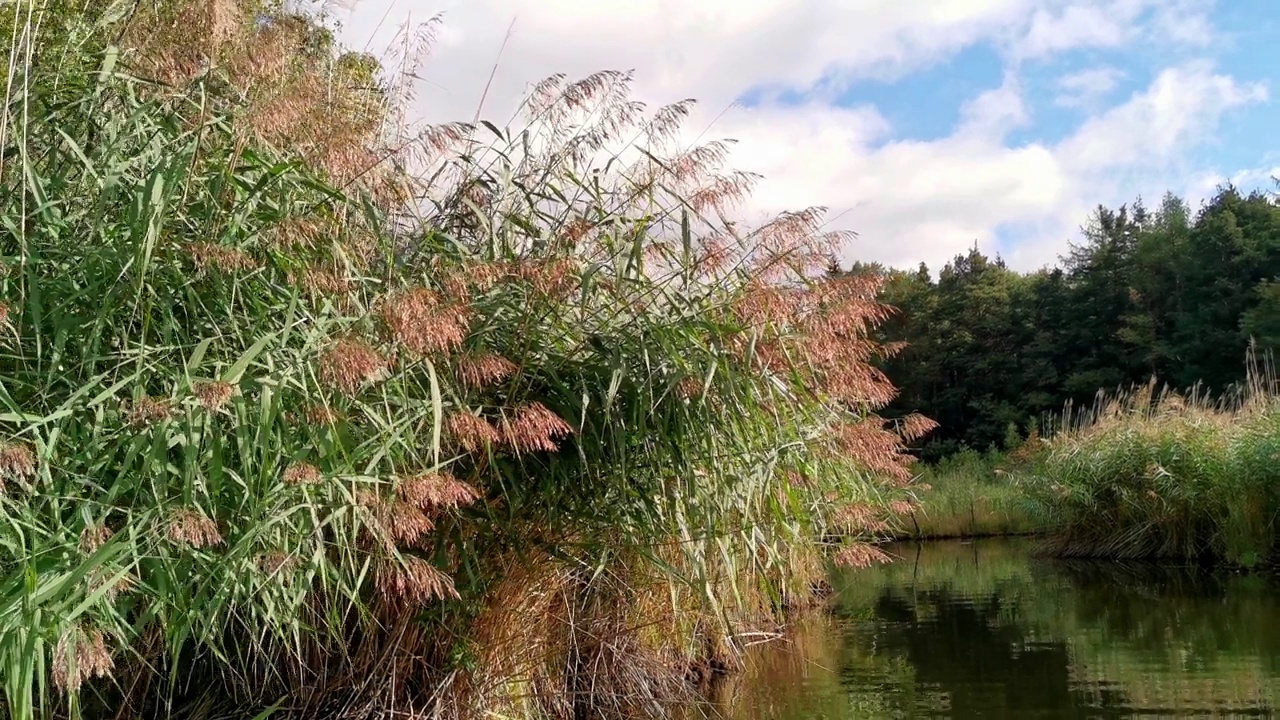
[904,449,1051,539]
[1024,352,1280,564]
[0,2,929,718]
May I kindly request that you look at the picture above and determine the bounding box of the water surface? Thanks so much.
[709,539,1280,718]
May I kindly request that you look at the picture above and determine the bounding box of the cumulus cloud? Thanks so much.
[1055,67,1126,108]
[1013,1,1140,60]
[330,0,1265,273]
[1057,63,1267,173]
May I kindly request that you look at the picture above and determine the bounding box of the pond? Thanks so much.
[705,538,1280,718]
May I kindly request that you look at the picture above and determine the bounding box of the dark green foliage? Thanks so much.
[856,186,1280,459]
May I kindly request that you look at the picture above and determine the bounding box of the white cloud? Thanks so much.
[1151,0,1217,46]
[1188,165,1280,209]
[1009,0,1217,61]
[1056,62,1267,173]
[1014,1,1141,60]
[1227,165,1280,190]
[1055,67,1125,108]
[329,0,1265,273]
[339,0,1043,121]
[958,72,1030,139]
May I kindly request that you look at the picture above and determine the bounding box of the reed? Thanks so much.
[903,449,1051,539]
[0,2,928,718]
[1023,349,1280,564]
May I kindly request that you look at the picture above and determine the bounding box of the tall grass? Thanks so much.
[1023,351,1280,564]
[903,449,1050,539]
[0,2,930,718]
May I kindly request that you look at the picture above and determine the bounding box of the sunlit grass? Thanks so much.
[1022,352,1280,564]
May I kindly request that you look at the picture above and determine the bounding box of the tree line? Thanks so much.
[837,185,1280,460]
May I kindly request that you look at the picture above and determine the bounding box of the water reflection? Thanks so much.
[706,539,1280,719]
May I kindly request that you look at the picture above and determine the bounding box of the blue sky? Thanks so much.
[731,1,1277,268]
[344,0,1278,272]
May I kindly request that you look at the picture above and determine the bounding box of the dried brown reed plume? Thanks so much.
[319,338,388,395]
[728,260,930,483]
[165,508,223,548]
[78,524,113,555]
[375,555,460,607]
[377,288,470,357]
[396,472,480,513]
[126,396,173,428]
[0,441,35,493]
[832,542,892,570]
[120,0,471,228]
[1047,346,1277,442]
[446,412,502,452]
[52,625,114,693]
[186,242,256,274]
[294,265,354,299]
[455,353,519,389]
[192,380,236,411]
[502,402,574,453]
[1047,374,1251,442]
[282,461,323,486]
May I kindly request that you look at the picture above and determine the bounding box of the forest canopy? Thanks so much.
[849,185,1280,460]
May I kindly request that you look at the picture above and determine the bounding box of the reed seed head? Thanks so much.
[0,442,35,485]
[396,472,481,513]
[517,258,577,299]
[455,353,518,390]
[86,566,134,603]
[832,542,891,570]
[79,524,114,555]
[696,238,731,275]
[447,412,501,453]
[193,380,236,411]
[386,500,435,545]
[832,503,889,534]
[374,555,459,606]
[319,339,388,396]
[503,402,573,454]
[186,242,256,274]
[283,462,323,486]
[377,288,471,357]
[297,266,353,297]
[887,499,916,516]
[126,396,173,428]
[896,413,940,443]
[165,508,223,549]
[833,420,913,483]
[463,261,508,292]
[52,625,113,693]
[271,217,325,251]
